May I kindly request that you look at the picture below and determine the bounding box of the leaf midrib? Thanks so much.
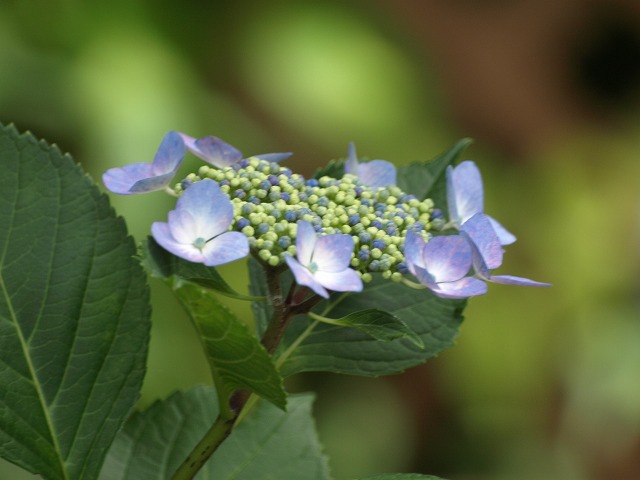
[0,145,70,480]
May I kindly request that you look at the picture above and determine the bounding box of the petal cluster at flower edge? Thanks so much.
[179,133,292,168]
[151,178,249,266]
[460,213,551,287]
[447,160,516,245]
[284,220,363,299]
[344,143,397,189]
[404,230,487,298]
[102,130,185,194]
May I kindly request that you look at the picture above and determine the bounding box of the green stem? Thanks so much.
[171,415,235,480]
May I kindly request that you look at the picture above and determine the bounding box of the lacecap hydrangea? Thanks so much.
[103,131,549,299]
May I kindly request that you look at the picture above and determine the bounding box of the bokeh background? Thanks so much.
[2,0,640,478]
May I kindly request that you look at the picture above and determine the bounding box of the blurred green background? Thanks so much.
[2,1,640,479]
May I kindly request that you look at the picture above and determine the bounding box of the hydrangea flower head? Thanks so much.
[284,220,363,299]
[103,131,185,194]
[404,230,487,298]
[447,160,516,245]
[460,213,550,287]
[180,133,292,168]
[151,179,249,266]
[344,143,397,189]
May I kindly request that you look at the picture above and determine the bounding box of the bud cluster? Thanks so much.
[175,156,433,282]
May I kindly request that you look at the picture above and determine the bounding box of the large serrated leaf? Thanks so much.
[99,387,331,480]
[397,138,473,211]
[0,124,150,479]
[175,283,286,410]
[279,277,465,377]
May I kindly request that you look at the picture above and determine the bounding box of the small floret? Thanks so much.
[180,133,292,167]
[344,143,397,189]
[151,179,249,266]
[285,221,363,298]
[460,213,550,287]
[447,161,516,245]
[404,230,487,298]
[103,131,185,194]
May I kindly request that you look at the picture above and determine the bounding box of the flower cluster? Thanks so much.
[103,132,549,299]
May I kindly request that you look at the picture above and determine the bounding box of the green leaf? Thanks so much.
[174,283,286,410]
[0,124,150,479]
[312,158,345,180]
[309,309,423,348]
[140,237,263,301]
[397,138,473,211]
[355,475,447,480]
[99,387,331,480]
[279,276,465,377]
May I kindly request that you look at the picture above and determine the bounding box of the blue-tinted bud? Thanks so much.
[348,214,360,226]
[259,180,271,190]
[257,223,270,234]
[268,174,280,186]
[247,196,261,205]
[372,239,386,250]
[316,197,329,208]
[358,231,371,244]
[385,224,398,236]
[278,236,291,248]
[371,219,383,230]
[234,189,246,199]
[397,262,409,274]
[357,250,370,262]
[369,260,380,272]
[284,210,297,222]
[236,218,250,230]
[306,178,319,187]
[431,208,444,219]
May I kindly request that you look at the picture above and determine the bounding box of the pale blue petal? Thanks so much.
[413,264,436,286]
[176,179,234,239]
[487,216,517,245]
[167,209,198,244]
[447,161,484,224]
[102,132,184,195]
[430,277,488,298]
[489,275,551,287]
[344,143,359,175]
[181,133,243,167]
[422,235,472,283]
[252,152,293,163]
[313,234,354,273]
[314,269,363,293]
[129,171,178,193]
[103,163,157,194]
[152,131,186,173]
[404,230,426,275]
[201,232,249,266]
[460,213,503,270]
[356,160,397,188]
[295,221,317,266]
[463,235,491,280]
[285,255,329,298]
[151,222,205,263]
